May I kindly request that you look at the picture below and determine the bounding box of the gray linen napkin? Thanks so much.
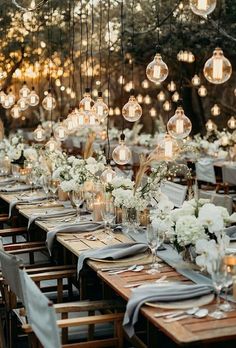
[27,208,76,230]
[46,221,104,255]
[77,242,148,278]
[9,195,48,218]
[225,226,236,241]
[0,184,32,192]
[123,283,213,338]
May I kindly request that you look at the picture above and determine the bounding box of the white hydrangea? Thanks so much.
[175,216,206,247]
[24,148,38,162]
[198,203,225,233]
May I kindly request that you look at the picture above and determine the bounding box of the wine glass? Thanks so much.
[48,178,60,204]
[11,164,20,182]
[123,207,139,234]
[209,257,226,319]
[219,265,234,312]
[228,147,235,164]
[146,225,165,274]
[41,175,50,202]
[71,189,84,222]
[101,200,116,241]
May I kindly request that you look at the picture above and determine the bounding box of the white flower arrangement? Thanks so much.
[0,134,25,161]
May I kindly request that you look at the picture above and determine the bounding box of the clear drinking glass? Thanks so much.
[11,164,21,181]
[229,147,235,164]
[48,178,60,204]
[219,266,234,312]
[101,200,116,241]
[209,257,226,319]
[146,225,165,274]
[41,175,50,202]
[71,190,84,222]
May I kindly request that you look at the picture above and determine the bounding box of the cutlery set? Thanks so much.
[154,307,209,322]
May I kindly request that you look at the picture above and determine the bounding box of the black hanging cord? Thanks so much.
[90,0,94,92]
[99,0,102,88]
[131,0,135,88]
[85,5,89,89]
[120,0,125,137]
[79,0,83,100]
[106,0,111,161]
[71,0,76,104]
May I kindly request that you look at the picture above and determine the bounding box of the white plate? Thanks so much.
[145,293,214,309]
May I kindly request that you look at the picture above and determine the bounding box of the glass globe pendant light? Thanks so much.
[42,90,56,110]
[163,100,172,111]
[17,97,29,111]
[192,74,201,86]
[206,119,217,131]
[146,53,168,84]
[92,91,109,123]
[63,115,75,135]
[33,124,46,142]
[10,104,21,119]
[172,91,180,102]
[2,96,12,109]
[7,89,16,106]
[227,116,236,130]
[203,47,232,84]
[101,162,116,183]
[167,81,176,92]
[167,106,192,139]
[122,90,142,122]
[211,104,220,116]
[45,137,60,152]
[28,87,39,106]
[19,81,30,98]
[157,91,166,102]
[198,85,207,97]
[154,133,179,161]
[190,0,217,17]
[112,134,132,165]
[0,91,6,104]
[54,122,67,141]
[79,88,94,113]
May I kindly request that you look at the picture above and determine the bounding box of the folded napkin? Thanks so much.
[225,226,236,241]
[27,208,76,229]
[123,283,213,338]
[9,195,48,218]
[0,178,15,186]
[0,184,32,192]
[46,221,103,255]
[77,242,148,278]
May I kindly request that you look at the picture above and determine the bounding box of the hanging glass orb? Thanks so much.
[192,74,201,86]
[198,85,207,97]
[227,116,236,130]
[19,82,30,98]
[172,91,180,102]
[28,87,39,106]
[10,104,21,119]
[45,137,61,152]
[167,81,176,92]
[114,107,121,116]
[150,107,157,117]
[17,97,29,111]
[122,94,142,122]
[190,0,217,17]
[136,94,143,104]
[33,125,46,142]
[146,53,168,84]
[112,138,132,165]
[203,48,232,84]
[8,89,16,106]
[220,133,229,146]
[101,165,116,183]
[0,91,6,104]
[157,91,166,102]
[2,96,12,109]
[167,106,192,139]
[144,95,151,104]
[154,134,179,161]
[42,91,56,110]
[211,104,220,116]
[187,52,195,63]
[87,110,99,127]
[54,122,67,141]
[141,79,149,89]
[92,92,109,122]
[63,116,75,135]
[163,100,172,111]
[79,88,94,113]
[206,119,217,131]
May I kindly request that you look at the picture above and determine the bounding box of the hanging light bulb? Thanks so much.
[206,119,217,131]
[157,91,166,102]
[227,116,236,130]
[172,91,180,102]
[112,134,132,165]
[63,115,75,134]
[79,88,94,113]
[211,104,220,116]
[87,110,99,127]
[28,87,39,106]
[45,137,61,152]
[2,96,12,109]
[114,107,121,116]
[10,104,21,119]
[192,74,201,86]
[234,88,236,97]
[7,89,16,106]
[19,82,30,98]
[141,79,149,89]
[190,0,217,17]
[220,133,229,146]
[144,95,151,105]
[101,165,116,183]
[198,85,207,97]
[167,106,192,139]
[154,133,179,161]
[54,122,67,141]
[122,90,142,122]
[163,100,172,111]
[187,52,195,63]
[42,90,56,110]
[167,81,176,92]
[17,97,29,111]
[92,92,109,122]
[33,125,46,142]
[146,53,168,84]
[109,107,114,116]
[150,108,157,117]
[203,48,232,84]
[0,91,6,104]
[136,94,143,104]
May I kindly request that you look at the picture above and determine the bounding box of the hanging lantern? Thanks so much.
[227,116,236,130]
[28,87,40,106]
[92,92,109,122]
[163,100,172,111]
[8,89,16,106]
[203,48,232,84]
[146,53,168,84]
[0,91,6,104]
[33,125,46,142]
[198,85,207,97]
[19,82,30,98]
[112,134,132,165]
[45,137,60,152]
[167,81,176,92]
[172,91,180,102]
[101,165,116,183]
[54,122,67,141]
[157,91,166,102]
[79,88,94,113]
[42,90,56,110]
[167,106,192,139]
[192,74,201,86]
[211,104,220,116]
[150,108,157,117]
[17,98,29,111]
[206,119,217,131]
[10,104,21,119]
[154,134,179,161]
[190,0,217,17]
[122,91,142,122]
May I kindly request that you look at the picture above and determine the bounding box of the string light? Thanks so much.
[198,85,208,97]
[192,74,201,86]
[33,124,46,142]
[146,53,168,84]
[122,90,142,122]
[167,106,192,139]
[227,116,236,130]
[112,134,132,165]
[190,0,217,17]
[211,104,220,116]
[204,48,232,84]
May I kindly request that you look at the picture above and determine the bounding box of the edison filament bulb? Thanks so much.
[0,91,6,104]
[10,104,21,119]
[54,122,67,141]
[167,81,176,92]
[206,119,217,131]
[8,89,16,106]
[227,116,236,130]
[79,88,94,113]
[2,96,12,109]
[122,92,142,122]
[198,85,207,97]
[204,48,232,84]
[28,87,39,106]
[157,91,166,102]
[45,137,60,152]
[146,53,168,84]
[17,98,29,111]
[167,106,192,139]
[101,165,116,183]
[192,74,201,86]
[92,92,109,122]
[33,125,46,142]
[19,82,30,98]
[211,104,220,116]
[190,0,217,17]
[155,134,179,161]
[112,136,132,165]
[42,90,56,110]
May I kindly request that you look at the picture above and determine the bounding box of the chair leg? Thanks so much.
[0,313,6,348]
[114,318,123,348]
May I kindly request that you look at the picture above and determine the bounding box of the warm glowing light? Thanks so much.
[167,81,176,92]
[206,119,217,131]
[146,53,168,84]
[167,106,192,139]
[122,94,142,122]
[33,125,46,142]
[157,91,166,102]
[45,137,61,151]
[42,91,56,111]
[101,166,116,183]
[211,104,221,116]
[190,0,217,16]
[112,138,132,165]
[227,116,236,130]
[198,85,207,97]
[192,74,201,86]
[204,48,232,84]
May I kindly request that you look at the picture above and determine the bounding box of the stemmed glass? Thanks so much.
[101,200,116,241]
[228,147,235,165]
[219,265,234,312]
[41,175,50,203]
[146,225,165,274]
[48,178,60,204]
[71,189,84,222]
[209,257,226,319]
[11,164,20,182]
